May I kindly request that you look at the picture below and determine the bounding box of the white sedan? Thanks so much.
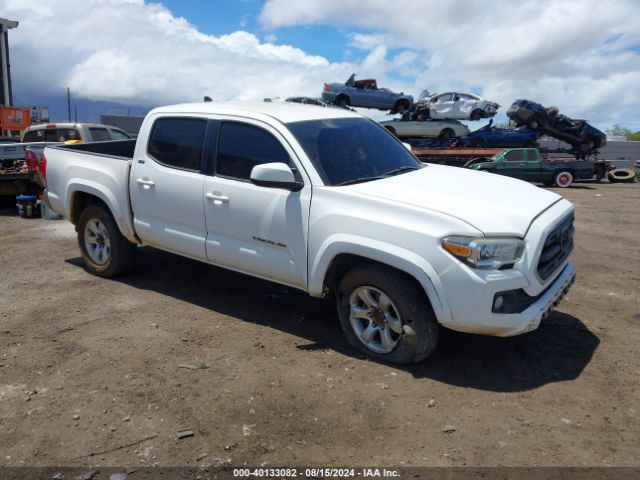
[416,92,500,121]
[379,118,470,139]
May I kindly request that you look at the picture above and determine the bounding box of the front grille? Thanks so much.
[537,214,574,281]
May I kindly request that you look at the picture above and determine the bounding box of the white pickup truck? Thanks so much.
[43,102,576,364]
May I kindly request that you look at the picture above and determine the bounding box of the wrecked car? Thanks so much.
[322,73,413,113]
[506,100,607,154]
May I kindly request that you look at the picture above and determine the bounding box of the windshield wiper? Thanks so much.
[336,176,384,186]
[335,166,419,186]
[384,166,419,177]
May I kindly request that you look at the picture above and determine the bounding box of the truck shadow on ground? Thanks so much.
[66,246,599,393]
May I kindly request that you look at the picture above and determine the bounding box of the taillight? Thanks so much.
[25,150,39,171]
[323,83,330,92]
[39,152,47,186]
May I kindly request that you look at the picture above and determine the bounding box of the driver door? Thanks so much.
[203,119,310,288]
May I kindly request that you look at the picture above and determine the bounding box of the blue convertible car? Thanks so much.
[322,74,414,113]
[460,120,541,147]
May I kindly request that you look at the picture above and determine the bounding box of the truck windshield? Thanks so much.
[287,118,420,186]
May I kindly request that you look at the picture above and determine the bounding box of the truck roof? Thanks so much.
[150,101,361,124]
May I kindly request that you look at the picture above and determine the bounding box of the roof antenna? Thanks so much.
[203,96,212,102]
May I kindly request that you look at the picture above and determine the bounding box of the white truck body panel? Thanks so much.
[44,101,576,341]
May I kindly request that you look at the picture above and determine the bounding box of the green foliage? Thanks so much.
[493,120,517,129]
[605,124,640,141]
[626,130,640,141]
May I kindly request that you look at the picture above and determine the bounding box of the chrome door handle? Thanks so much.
[136,178,155,187]
[205,192,229,203]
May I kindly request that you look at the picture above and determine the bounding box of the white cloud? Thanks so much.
[260,0,640,129]
[0,0,353,106]
[3,0,639,130]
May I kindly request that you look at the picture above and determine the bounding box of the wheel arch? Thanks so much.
[336,93,351,106]
[309,236,452,324]
[66,183,138,243]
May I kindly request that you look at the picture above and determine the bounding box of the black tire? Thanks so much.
[336,96,350,108]
[394,100,409,114]
[470,109,483,121]
[77,203,137,277]
[385,126,398,137]
[554,171,574,188]
[336,264,439,364]
[471,139,485,148]
[529,116,542,129]
[438,128,454,140]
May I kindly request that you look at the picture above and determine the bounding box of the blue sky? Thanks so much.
[159,0,352,63]
[4,0,640,130]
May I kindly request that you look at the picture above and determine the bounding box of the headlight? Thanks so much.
[442,236,524,269]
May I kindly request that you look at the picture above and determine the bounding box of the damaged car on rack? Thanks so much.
[507,99,607,154]
[412,91,500,121]
[322,73,413,113]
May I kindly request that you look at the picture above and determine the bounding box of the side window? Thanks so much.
[438,94,453,102]
[89,128,110,142]
[505,150,525,162]
[527,150,539,162]
[217,122,290,181]
[148,117,207,171]
[110,129,131,140]
[23,130,44,142]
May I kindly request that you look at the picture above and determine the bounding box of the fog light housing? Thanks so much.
[493,295,504,311]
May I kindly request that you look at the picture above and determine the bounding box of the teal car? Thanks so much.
[465,148,596,188]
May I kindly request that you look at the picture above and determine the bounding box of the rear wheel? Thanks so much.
[438,128,454,140]
[394,100,409,114]
[77,203,137,277]
[529,116,543,129]
[470,109,483,121]
[554,171,573,188]
[337,96,350,108]
[336,264,439,364]
[471,139,485,147]
[385,126,398,137]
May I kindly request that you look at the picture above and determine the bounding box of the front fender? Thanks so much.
[309,234,452,324]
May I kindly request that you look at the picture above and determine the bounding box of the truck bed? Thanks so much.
[44,139,138,242]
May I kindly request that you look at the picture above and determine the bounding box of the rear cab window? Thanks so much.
[110,129,131,140]
[89,128,110,142]
[147,117,207,171]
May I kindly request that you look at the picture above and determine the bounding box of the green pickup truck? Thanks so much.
[465,148,598,187]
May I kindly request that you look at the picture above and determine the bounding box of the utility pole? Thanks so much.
[74,105,78,123]
[0,17,19,106]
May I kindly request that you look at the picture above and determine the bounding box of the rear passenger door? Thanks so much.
[130,116,211,260]
[203,119,310,288]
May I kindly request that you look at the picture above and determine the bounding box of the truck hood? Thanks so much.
[347,164,562,236]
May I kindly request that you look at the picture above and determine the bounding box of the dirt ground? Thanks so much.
[0,183,639,471]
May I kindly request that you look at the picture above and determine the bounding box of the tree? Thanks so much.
[627,130,640,141]
[606,124,632,137]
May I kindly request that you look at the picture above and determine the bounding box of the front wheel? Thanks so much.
[394,100,409,114]
[554,171,574,188]
[336,264,439,364]
[78,203,137,277]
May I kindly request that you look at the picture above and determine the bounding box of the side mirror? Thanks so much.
[250,162,303,191]
[402,142,412,152]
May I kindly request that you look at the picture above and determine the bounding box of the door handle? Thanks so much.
[205,192,229,203]
[136,178,155,187]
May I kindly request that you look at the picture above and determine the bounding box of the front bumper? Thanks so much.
[440,262,576,337]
